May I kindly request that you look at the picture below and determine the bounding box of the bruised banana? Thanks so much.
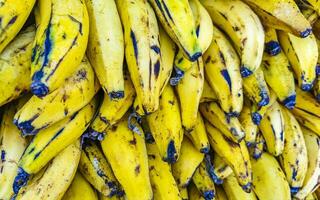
[15,140,81,199]
[0,0,36,53]
[0,26,34,107]
[117,0,161,114]
[0,97,29,199]
[251,131,265,160]
[239,102,258,146]
[147,84,183,163]
[201,0,265,77]
[205,122,252,192]
[62,172,98,200]
[14,57,99,136]
[203,25,243,116]
[85,0,124,99]
[200,79,218,103]
[212,154,233,184]
[31,0,89,97]
[101,116,152,200]
[13,99,98,193]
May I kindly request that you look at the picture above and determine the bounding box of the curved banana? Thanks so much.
[251,90,277,125]
[278,31,318,91]
[62,172,98,200]
[0,26,34,107]
[14,57,99,136]
[31,0,89,97]
[300,4,319,25]
[203,25,243,116]
[101,116,152,200]
[251,131,265,160]
[200,79,218,103]
[200,0,265,77]
[147,84,183,163]
[85,0,124,99]
[212,154,233,184]
[13,99,98,193]
[292,107,320,134]
[15,140,81,199]
[205,122,252,192]
[251,153,291,200]
[239,102,258,146]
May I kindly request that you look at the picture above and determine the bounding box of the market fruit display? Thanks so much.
[2,0,320,199]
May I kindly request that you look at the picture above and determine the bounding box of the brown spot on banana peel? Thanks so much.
[135,165,140,175]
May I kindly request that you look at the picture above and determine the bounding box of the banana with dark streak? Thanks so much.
[251,131,265,160]
[297,0,320,15]
[212,154,233,184]
[239,101,258,146]
[188,182,205,200]
[200,79,218,103]
[299,4,319,25]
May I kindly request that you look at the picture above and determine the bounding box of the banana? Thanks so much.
[212,154,233,184]
[179,187,189,200]
[79,139,122,197]
[0,97,29,199]
[13,99,98,194]
[239,102,258,146]
[297,0,320,15]
[251,90,277,125]
[149,0,201,62]
[201,0,265,77]
[147,84,183,163]
[278,31,318,91]
[203,24,243,116]
[62,172,98,200]
[117,0,161,114]
[200,102,245,143]
[294,128,320,200]
[185,112,210,154]
[279,107,308,194]
[314,77,320,102]
[251,152,291,200]
[306,192,319,200]
[99,193,124,200]
[14,57,99,136]
[0,0,36,53]
[15,140,81,199]
[299,5,319,25]
[172,137,204,188]
[292,107,320,135]
[176,58,204,131]
[205,122,252,191]
[259,101,285,156]
[251,132,265,160]
[262,27,296,108]
[215,186,228,200]
[188,182,205,200]
[85,0,124,99]
[31,0,89,97]
[101,116,152,200]
[146,142,181,200]
[200,79,218,103]
[90,71,135,136]
[242,0,312,37]
[0,26,35,107]
[222,173,257,200]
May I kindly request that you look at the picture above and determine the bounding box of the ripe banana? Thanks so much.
[79,139,122,197]
[239,102,258,146]
[0,26,34,107]
[251,90,277,125]
[188,182,205,200]
[147,84,183,163]
[299,4,319,25]
[180,187,189,200]
[101,116,152,200]
[292,107,320,135]
[279,107,308,194]
[0,0,36,53]
[251,152,291,200]
[85,0,124,99]
[262,27,296,109]
[203,24,243,116]
[149,0,201,62]
[200,79,218,103]
[117,0,161,114]
[0,97,29,199]
[297,0,320,15]
[200,102,245,143]
[13,99,98,193]
[314,77,320,102]
[251,132,265,160]
[212,154,233,184]
[15,140,81,199]
[14,57,99,136]
[259,101,285,156]
[243,0,312,37]
[278,31,318,91]
[31,0,89,97]
[205,122,252,192]
[146,142,181,200]
[201,0,265,77]
[62,172,98,200]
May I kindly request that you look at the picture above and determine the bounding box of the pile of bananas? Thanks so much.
[2,0,320,199]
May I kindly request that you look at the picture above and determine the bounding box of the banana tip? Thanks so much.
[13,168,30,194]
[242,182,252,193]
[240,66,253,77]
[290,187,300,194]
[170,67,185,86]
[300,28,312,38]
[252,112,262,125]
[265,41,281,56]
[31,81,49,97]
[282,95,296,109]
[108,91,125,100]
[316,64,320,76]
[203,190,215,200]
[301,83,313,91]
[200,146,210,154]
[258,93,270,107]
[165,140,177,164]
[188,51,202,62]
[14,119,36,136]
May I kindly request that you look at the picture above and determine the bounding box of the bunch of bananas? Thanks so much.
[2,0,320,199]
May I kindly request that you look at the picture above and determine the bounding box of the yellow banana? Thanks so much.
[179,187,189,200]
[292,107,320,135]
[201,0,265,77]
[188,182,205,200]
[251,152,291,200]
[203,25,243,116]
[205,122,252,191]
[299,4,319,25]
[278,31,318,91]
[297,0,320,15]
[239,102,258,146]
[14,57,99,136]
[85,0,124,99]
[0,26,34,107]
[215,186,228,200]
[251,131,265,160]
[251,90,277,125]
[147,84,183,163]
[212,154,233,184]
[200,79,218,103]
[31,0,89,97]
[62,172,98,200]
[101,116,152,200]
